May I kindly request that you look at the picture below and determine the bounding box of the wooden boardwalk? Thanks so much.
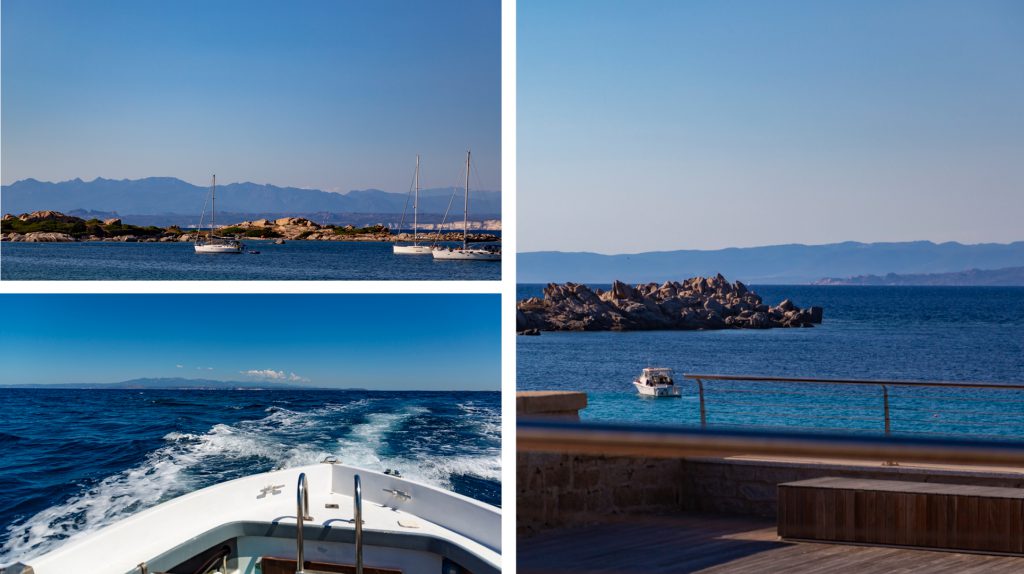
[518,513,1024,574]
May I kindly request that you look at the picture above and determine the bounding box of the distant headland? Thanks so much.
[1,211,499,244]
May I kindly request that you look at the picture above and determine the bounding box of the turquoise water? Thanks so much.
[1,240,501,280]
[517,285,1024,437]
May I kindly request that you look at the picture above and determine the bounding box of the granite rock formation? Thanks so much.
[517,274,823,332]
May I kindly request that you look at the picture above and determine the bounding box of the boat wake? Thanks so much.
[0,396,499,565]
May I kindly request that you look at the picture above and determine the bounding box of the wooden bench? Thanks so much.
[778,477,1024,554]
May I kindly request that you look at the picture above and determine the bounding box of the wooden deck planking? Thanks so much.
[518,513,1024,574]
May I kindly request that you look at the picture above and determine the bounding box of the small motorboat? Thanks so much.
[633,367,682,397]
[247,250,260,254]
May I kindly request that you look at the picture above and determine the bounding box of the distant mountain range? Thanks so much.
[815,266,1024,286]
[518,241,1024,285]
[3,377,318,390]
[0,177,501,218]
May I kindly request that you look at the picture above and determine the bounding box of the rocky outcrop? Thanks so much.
[517,274,823,332]
[4,231,77,242]
[16,210,82,224]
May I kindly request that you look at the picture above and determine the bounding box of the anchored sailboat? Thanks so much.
[393,155,432,255]
[194,174,242,254]
[432,151,501,261]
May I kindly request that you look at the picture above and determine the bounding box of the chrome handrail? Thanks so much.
[295,472,312,574]
[354,474,363,574]
[683,373,1024,390]
[681,373,1024,444]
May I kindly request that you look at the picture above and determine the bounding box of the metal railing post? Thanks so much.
[354,474,364,574]
[296,472,312,574]
[881,385,898,466]
[697,378,707,429]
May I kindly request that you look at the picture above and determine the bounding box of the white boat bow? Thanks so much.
[10,462,500,574]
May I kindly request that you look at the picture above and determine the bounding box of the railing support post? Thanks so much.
[882,385,898,466]
[354,474,364,574]
[296,472,312,573]
[697,379,707,429]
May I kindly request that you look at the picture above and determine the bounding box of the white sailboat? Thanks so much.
[194,174,242,254]
[8,460,501,574]
[393,155,433,255]
[432,151,501,261]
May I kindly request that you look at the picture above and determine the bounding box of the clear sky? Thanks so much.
[1,0,500,192]
[0,294,500,390]
[519,0,1024,253]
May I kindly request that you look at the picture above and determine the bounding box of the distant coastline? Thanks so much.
[814,266,1024,286]
[0,378,499,392]
[1,211,500,244]
[518,241,1024,285]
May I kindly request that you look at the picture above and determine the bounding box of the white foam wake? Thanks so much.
[0,399,498,565]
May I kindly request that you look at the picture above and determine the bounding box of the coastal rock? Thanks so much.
[17,210,81,224]
[516,275,824,332]
[22,232,76,242]
[103,218,122,226]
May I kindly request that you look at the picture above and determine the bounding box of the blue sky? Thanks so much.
[1,0,500,192]
[0,294,500,390]
[519,0,1024,252]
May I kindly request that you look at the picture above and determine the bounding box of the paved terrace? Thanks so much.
[518,512,1024,574]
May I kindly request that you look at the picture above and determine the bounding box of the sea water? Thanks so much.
[0,390,499,563]
[518,285,1024,435]
[1,240,501,280]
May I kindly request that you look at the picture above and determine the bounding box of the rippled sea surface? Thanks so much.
[0,241,501,280]
[518,285,1024,436]
[0,390,499,564]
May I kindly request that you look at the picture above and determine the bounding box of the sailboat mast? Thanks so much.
[463,150,470,249]
[414,155,420,243]
[211,174,216,238]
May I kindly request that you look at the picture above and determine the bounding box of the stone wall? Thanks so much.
[517,452,1024,535]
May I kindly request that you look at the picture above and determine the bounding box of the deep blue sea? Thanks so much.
[0,390,499,564]
[518,285,1024,437]
[0,240,501,280]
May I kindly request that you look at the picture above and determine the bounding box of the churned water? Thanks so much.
[1,240,500,280]
[0,390,499,564]
[518,285,1024,436]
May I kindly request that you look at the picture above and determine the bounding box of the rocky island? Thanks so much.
[517,274,822,332]
[1,211,499,244]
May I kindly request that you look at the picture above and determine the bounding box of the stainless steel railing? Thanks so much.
[295,472,312,574]
[354,474,364,574]
[682,374,1024,441]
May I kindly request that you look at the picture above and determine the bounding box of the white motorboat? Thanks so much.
[633,367,682,397]
[195,174,242,254]
[394,155,432,255]
[432,151,500,262]
[6,460,500,574]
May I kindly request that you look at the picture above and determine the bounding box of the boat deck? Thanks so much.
[517,513,1024,574]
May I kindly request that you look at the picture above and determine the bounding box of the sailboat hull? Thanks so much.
[432,249,501,261]
[393,244,434,255]
[195,242,243,254]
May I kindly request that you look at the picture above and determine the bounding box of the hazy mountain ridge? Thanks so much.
[1,377,317,390]
[1,177,501,216]
[519,241,1024,284]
